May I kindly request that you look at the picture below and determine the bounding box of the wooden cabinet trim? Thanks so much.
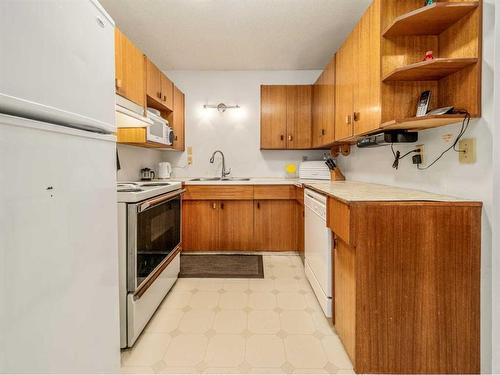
[183,185,254,200]
[327,197,352,245]
[254,185,296,200]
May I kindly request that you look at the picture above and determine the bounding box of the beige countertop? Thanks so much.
[164,177,477,203]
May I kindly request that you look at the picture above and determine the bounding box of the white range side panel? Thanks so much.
[0,0,116,133]
[0,115,120,373]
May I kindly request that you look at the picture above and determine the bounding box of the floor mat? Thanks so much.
[179,254,264,278]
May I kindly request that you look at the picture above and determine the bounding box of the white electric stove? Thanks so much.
[117,180,184,347]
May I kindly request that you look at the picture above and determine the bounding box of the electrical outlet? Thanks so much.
[187,146,193,165]
[413,144,424,165]
[459,138,476,164]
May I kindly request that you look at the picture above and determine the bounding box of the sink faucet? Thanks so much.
[209,150,231,178]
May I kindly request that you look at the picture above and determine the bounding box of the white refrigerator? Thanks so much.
[0,1,120,373]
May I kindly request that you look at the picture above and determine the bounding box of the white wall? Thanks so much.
[163,70,324,178]
[492,0,500,372]
[337,2,495,372]
[116,144,165,181]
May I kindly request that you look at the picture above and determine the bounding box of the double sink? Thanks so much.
[189,177,251,182]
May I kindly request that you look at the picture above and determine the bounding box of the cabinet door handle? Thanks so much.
[163,95,167,102]
[174,135,178,141]
[288,135,293,141]
[345,114,352,125]
[158,92,162,99]
[212,202,217,209]
[321,129,326,136]
[353,112,360,122]
[220,202,224,210]
[115,79,122,89]
[257,202,260,209]
[280,135,284,141]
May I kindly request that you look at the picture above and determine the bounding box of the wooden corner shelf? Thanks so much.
[380,114,466,131]
[382,58,478,82]
[382,1,479,37]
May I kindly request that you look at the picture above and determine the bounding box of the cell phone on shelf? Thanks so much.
[416,90,431,117]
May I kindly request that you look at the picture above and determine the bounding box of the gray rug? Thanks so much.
[179,254,264,278]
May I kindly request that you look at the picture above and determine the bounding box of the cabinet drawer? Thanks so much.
[254,185,296,200]
[183,185,254,200]
[327,197,351,244]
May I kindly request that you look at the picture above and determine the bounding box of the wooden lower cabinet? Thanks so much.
[182,185,300,252]
[328,197,482,374]
[182,201,219,251]
[254,200,297,251]
[219,201,254,251]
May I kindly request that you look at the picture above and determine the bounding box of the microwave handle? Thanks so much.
[137,189,185,213]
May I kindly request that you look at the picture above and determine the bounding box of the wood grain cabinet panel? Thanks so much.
[254,200,297,251]
[182,200,219,251]
[286,85,312,149]
[168,85,185,151]
[161,74,174,110]
[219,201,254,251]
[261,85,287,149]
[312,58,336,147]
[254,185,296,200]
[328,200,482,374]
[114,28,145,107]
[146,58,162,104]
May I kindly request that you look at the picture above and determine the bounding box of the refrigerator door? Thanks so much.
[0,0,115,133]
[0,114,120,373]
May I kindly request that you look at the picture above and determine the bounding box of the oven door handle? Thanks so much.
[138,189,185,213]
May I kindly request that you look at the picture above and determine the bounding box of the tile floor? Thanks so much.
[121,255,354,374]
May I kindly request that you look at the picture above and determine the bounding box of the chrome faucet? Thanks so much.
[209,150,231,178]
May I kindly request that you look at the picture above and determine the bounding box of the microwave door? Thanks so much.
[127,192,181,294]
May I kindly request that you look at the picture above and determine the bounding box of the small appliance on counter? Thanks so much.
[159,162,172,179]
[140,167,155,181]
[299,161,331,180]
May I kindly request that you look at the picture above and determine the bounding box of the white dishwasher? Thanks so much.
[304,188,333,317]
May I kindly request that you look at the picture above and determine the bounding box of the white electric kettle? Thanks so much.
[158,162,172,179]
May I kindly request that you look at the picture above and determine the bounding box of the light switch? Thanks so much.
[187,146,193,165]
[458,138,476,164]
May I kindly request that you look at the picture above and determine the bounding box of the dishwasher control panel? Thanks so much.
[304,189,327,220]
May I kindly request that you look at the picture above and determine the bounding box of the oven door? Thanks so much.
[127,190,182,294]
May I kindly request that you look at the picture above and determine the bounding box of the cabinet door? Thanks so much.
[312,81,323,148]
[160,74,174,110]
[286,85,312,149]
[170,86,185,151]
[182,201,219,251]
[261,85,287,149]
[334,239,356,362]
[321,58,336,144]
[254,200,297,251]
[354,1,381,135]
[114,28,145,107]
[218,201,254,251]
[335,30,356,141]
[146,58,162,103]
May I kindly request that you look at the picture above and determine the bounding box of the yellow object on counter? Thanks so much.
[285,163,297,178]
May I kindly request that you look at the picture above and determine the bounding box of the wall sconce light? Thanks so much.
[203,103,240,113]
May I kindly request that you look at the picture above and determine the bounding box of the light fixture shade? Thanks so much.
[204,102,240,113]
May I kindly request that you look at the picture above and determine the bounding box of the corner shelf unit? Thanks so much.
[379,0,482,131]
[382,1,479,37]
[383,58,479,82]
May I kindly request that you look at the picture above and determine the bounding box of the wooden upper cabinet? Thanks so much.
[161,74,174,110]
[335,27,356,141]
[114,28,145,107]
[145,58,162,103]
[145,57,174,111]
[312,58,335,147]
[354,1,381,135]
[261,85,312,149]
[168,85,185,151]
[286,85,312,149]
[261,85,287,149]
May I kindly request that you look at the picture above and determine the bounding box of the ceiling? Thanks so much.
[100,0,371,71]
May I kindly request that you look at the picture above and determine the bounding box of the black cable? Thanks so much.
[417,112,471,170]
[391,143,421,169]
